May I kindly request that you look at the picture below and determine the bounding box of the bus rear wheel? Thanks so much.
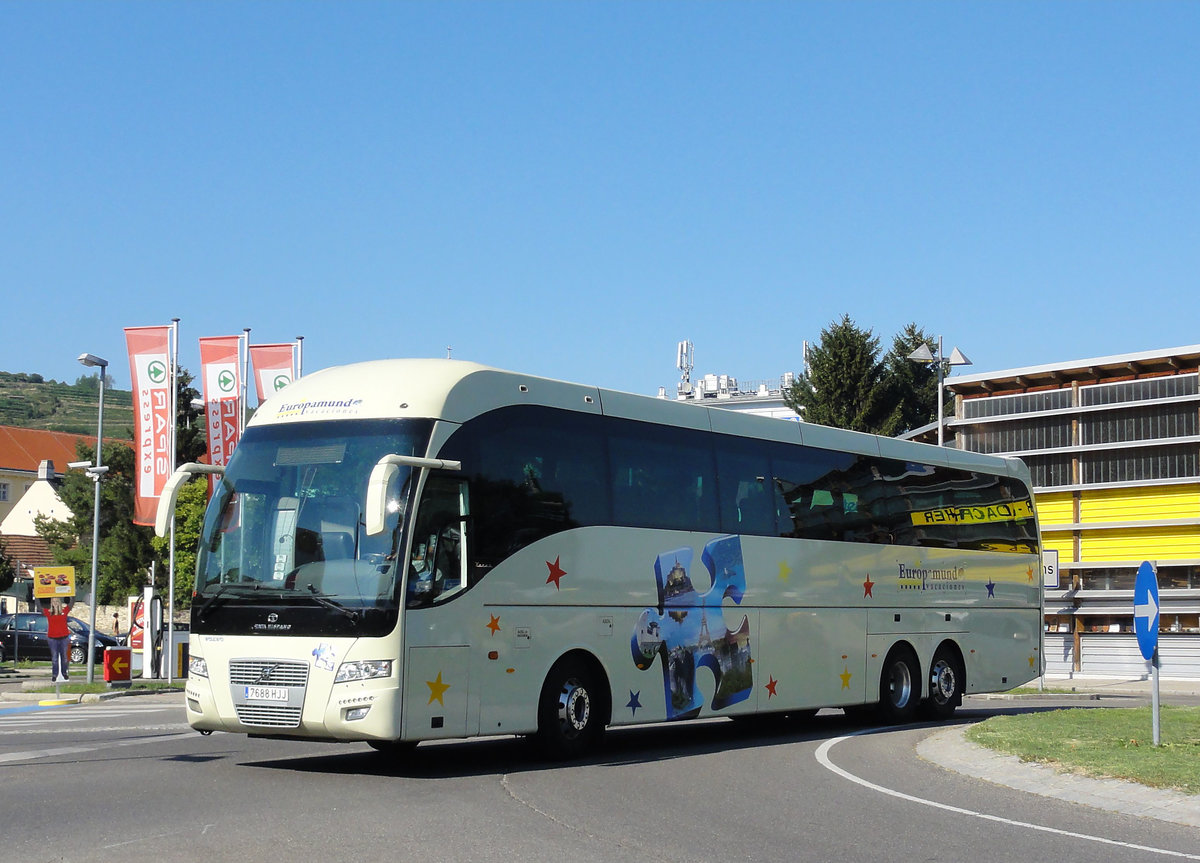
[878,646,920,724]
[536,658,605,760]
[920,647,964,720]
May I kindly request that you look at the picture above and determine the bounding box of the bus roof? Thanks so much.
[250,358,1028,481]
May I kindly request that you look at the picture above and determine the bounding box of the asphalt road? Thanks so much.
[1,692,1198,863]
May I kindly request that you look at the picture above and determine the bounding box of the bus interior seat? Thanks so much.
[319,496,360,560]
[320,531,355,560]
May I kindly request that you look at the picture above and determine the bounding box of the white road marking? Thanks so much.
[815,729,1200,861]
[0,731,196,764]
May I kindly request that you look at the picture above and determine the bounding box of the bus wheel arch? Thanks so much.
[535,651,611,760]
[878,642,920,724]
[920,640,965,720]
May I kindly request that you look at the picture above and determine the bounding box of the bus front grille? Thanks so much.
[235,704,303,728]
[228,659,309,729]
[229,659,310,687]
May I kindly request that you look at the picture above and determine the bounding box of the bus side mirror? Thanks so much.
[364,454,464,536]
[155,463,225,538]
[365,460,400,537]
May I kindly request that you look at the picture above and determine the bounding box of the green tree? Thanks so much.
[784,315,892,433]
[35,366,207,607]
[0,538,15,595]
[877,323,943,437]
[35,439,156,604]
[150,476,207,600]
[175,367,207,464]
[785,316,949,437]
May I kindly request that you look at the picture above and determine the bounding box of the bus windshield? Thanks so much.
[194,418,433,634]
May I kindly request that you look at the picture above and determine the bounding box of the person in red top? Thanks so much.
[41,598,71,682]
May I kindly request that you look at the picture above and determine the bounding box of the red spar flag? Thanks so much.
[199,336,242,487]
[125,326,172,525]
[248,343,296,404]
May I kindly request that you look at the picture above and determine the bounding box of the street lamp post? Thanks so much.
[907,336,971,447]
[78,352,108,683]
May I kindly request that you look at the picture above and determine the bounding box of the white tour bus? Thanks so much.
[158,359,1043,758]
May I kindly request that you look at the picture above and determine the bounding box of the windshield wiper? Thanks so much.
[197,583,238,622]
[304,583,360,622]
[196,581,265,622]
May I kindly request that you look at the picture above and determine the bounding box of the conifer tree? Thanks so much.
[784,315,890,433]
[784,316,943,436]
[877,323,942,437]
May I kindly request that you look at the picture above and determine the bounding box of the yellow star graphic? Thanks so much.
[486,614,501,636]
[1028,655,1037,669]
[840,667,852,689]
[426,671,450,706]
[1026,565,1035,582]
[778,561,792,582]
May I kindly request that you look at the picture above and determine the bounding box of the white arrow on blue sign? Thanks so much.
[1134,560,1160,661]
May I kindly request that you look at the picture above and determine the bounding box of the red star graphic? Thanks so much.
[765,676,778,698]
[486,614,501,636]
[546,556,567,589]
[863,575,874,598]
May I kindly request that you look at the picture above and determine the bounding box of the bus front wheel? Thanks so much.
[536,657,605,760]
[878,646,920,724]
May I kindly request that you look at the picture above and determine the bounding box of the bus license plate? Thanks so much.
[244,686,288,702]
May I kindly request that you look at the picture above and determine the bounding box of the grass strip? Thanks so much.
[29,681,183,695]
[966,706,1200,795]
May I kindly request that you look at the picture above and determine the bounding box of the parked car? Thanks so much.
[0,612,119,665]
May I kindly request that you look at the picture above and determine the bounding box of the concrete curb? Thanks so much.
[4,686,184,703]
[918,724,1200,828]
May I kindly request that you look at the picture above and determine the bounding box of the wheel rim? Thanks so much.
[70,648,84,664]
[888,660,913,709]
[557,678,592,740]
[930,659,957,705]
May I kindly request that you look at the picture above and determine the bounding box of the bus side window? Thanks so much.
[437,404,611,572]
[609,420,719,532]
[406,476,468,607]
[771,445,852,539]
[715,439,777,536]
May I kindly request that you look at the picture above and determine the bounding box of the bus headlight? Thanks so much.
[189,657,209,679]
[335,659,393,683]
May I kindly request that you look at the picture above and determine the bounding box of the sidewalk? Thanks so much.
[0,665,184,708]
[1030,674,1200,699]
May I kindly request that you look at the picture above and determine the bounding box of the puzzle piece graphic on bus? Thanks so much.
[630,534,753,720]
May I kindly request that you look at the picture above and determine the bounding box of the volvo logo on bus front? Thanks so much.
[252,612,292,632]
[256,664,278,684]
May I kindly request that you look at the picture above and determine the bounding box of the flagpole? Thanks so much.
[295,335,304,378]
[167,318,179,684]
[241,328,251,435]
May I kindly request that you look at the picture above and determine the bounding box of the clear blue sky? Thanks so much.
[3,2,1198,398]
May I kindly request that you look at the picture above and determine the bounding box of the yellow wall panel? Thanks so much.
[1035,492,1075,527]
[1080,485,1200,523]
[1041,535,1075,563]
[1080,525,1200,561]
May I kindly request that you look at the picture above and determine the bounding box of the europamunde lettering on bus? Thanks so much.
[897,562,967,591]
[275,397,364,418]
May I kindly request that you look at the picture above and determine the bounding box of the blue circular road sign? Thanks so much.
[1133,560,1160,661]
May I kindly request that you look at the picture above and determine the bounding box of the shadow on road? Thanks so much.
[235,697,1094,780]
